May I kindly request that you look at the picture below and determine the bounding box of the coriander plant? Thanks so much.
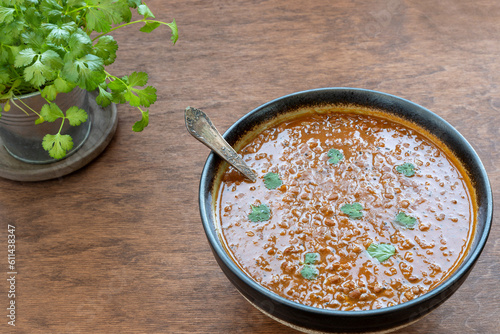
[0,0,178,159]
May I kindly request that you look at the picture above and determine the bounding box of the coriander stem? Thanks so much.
[9,95,41,117]
[92,20,146,41]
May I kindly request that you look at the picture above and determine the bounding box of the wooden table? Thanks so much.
[1,0,498,333]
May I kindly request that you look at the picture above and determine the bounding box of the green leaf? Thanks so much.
[304,252,320,265]
[120,72,157,108]
[264,172,282,190]
[395,212,417,229]
[340,202,363,219]
[132,109,148,132]
[42,22,77,45]
[40,0,64,18]
[40,103,64,122]
[127,71,148,86]
[127,0,141,8]
[93,35,118,65]
[327,148,343,165]
[96,85,113,107]
[138,4,155,18]
[42,133,73,159]
[367,243,396,262]
[396,162,416,177]
[41,84,58,101]
[300,264,319,280]
[24,59,50,87]
[40,49,63,70]
[248,204,271,222]
[66,106,88,126]
[62,54,105,90]
[85,0,130,32]
[14,48,38,67]
[0,6,15,24]
[67,30,93,58]
[139,21,161,33]
[167,19,178,44]
[54,77,75,93]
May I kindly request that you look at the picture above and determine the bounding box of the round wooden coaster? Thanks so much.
[0,91,118,182]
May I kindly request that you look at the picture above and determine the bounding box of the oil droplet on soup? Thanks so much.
[216,108,476,311]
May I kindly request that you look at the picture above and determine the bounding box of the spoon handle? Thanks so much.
[184,107,257,182]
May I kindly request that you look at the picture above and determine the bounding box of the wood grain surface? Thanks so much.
[0,0,499,333]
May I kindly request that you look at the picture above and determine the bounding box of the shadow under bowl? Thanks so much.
[198,88,493,333]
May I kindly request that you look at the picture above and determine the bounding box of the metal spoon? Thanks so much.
[184,107,257,182]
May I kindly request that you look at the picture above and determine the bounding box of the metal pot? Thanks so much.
[0,88,92,164]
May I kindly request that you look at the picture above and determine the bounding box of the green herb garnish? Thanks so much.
[300,264,319,280]
[327,149,344,164]
[396,163,416,177]
[340,202,364,219]
[248,204,271,222]
[395,212,417,229]
[304,252,320,264]
[367,243,396,262]
[264,172,282,190]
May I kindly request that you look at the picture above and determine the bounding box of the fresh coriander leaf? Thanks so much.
[341,202,363,219]
[124,86,156,107]
[396,162,416,177]
[0,6,15,24]
[132,109,149,132]
[248,204,271,222]
[14,48,38,67]
[24,59,50,87]
[62,54,105,91]
[66,106,87,126]
[40,0,64,18]
[127,71,148,86]
[42,133,73,159]
[96,85,113,107]
[327,148,344,164]
[84,0,129,33]
[54,77,75,93]
[300,264,319,280]
[67,30,92,58]
[40,50,63,70]
[140,21,161,33]
[93,35,118,65]
[40,103,64,122]
[367,243,396,262]
[167,19,179,44]
[35,116,44,125]
[138,4,155,18]
[41,84,58,101]
[127,0,141,8]
[264,172,282,190]
[304,252,320,265]
[42,22,77,45]
[395,212,417,229]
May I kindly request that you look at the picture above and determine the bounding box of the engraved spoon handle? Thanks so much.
[184,107,257,182]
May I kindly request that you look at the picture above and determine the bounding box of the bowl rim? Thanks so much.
[198,87,493,318]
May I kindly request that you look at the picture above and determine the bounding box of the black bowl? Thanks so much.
[198,88,493,333]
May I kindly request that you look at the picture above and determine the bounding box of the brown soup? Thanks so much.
[215,106,476,311]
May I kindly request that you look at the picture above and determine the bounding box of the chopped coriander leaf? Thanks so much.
[248,204,271,222]
[264,172,282,190]
[367,243,396,262]
[327,148,344,164]
[300,264,319,280]
[304,252,320,264]
[396,162,416,177]
[340,202,363,219]
[395,212,417,229]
